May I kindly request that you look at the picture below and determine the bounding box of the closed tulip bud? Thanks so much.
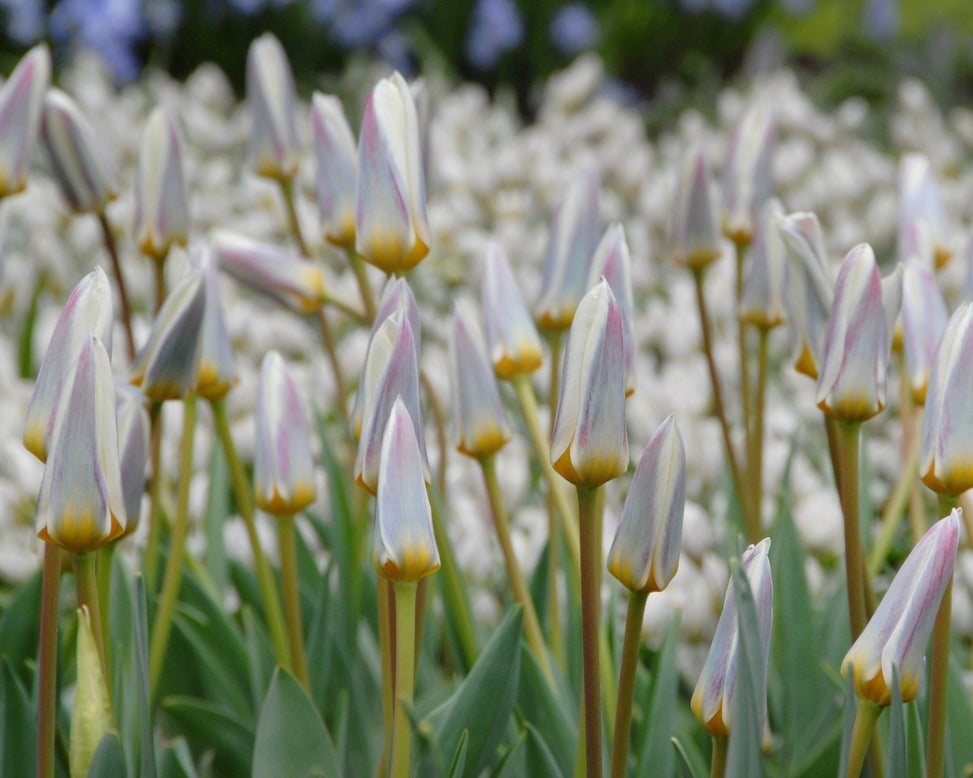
[842,509,960,705]
[535,168,600,330]
[24,267,114,461]
[671,146,723,270]
[255,351,316,515]
[607,415,685,593]
[721,103,775,245]
[41,89,117,213]
[816,244,891,422]
[919,303,973,495]
[133,106,190,260]
[551,279,628,488]
[194,248,237,400]
[901,262,948,405]
[481,243,543,379]
[36,335,126,551]
[311,92,357,248]
[356,72,430,274]
[449,300,512,459]
[0,44,50,198]
[213,230,327,314]
[739,200,787,329]
[246,33,300,180]
[374,397,440,582]
[115,384,149,536]
[898,153,951,269]
[692,538,773,739]
[70,607,114,778]
[588,223,636,396]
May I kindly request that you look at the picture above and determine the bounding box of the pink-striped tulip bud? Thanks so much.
[355,314,428,494]
[721,103,775,245]
[919,303,973,495]
[588,223,636,396]
[255,351,316,515]
[551,279,628,488]
[607,415,685,593]
[535,167,600,330]
[449,300,512,459]
[115,384,149,536]
[24,266,114,461]
[133,107,190,260]
[816,244,891,422]
[40,89,117,213]
[374,397,440,582]
[36,335,126,551]
[0,44,50,198]
[246,33,300,180]
[779,211,832,378]
[842,509,960,705]
[356,72,430,274]
[194,248,237,400]
[213,230,327,314]
[481,243,543,379]
[130,269,206,402]
[692,538,773,739]
[311,92,357,248]
[898,153,951,269]
[739,200,787,329]
[901,262,948,405]
[671,146,723,270]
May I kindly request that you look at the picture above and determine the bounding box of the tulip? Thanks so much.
[311,92,357,248]
[670,146,723,270]
[481,243,543,379]
[0,43,50,198]
[356,72,430,274]
[40,88,117,213]
[133,106,190,260]
[898,152,951,268]
[588,223,636,395]
[24,267,114,461]
[115,383,150,535]
[551,279,628,488]
[842,509,960,705]
[721,103,775,245]
[900,262,948,405]
[739,200,787,330]
[255,351,316,516]
[535,167,600,330]
[36,335,126,552]
[194,248,237,401]
[246,33,300,180]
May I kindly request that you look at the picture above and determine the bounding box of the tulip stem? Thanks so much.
[609,588,648,778]
[96,543,114,672]
[278,177,309,258]
[836,420,867,641]
[480,455,553,684]
[97,210,136,361]
[71,551,109,696]
[578,484,603,778]
[210,398,291,669]
[846,701,882,778]
[375,579,394,778]
[277,514,309,689]
[37,544,63,778]
[735,247,752,500]
[143,402,165,591]
[314,309,347,421]
[347,248,377,323]
[153,257,168,313]
[748,327,769,533]
[419,369,449,499]
[710,735,728,778]
[867,425,921,577]
[322,290,366,322]
[389,581,417,778]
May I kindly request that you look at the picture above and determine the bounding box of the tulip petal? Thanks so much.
[0,44,50,198]
[481,243,543,378]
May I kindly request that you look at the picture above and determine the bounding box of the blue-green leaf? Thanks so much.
[87,731,127,777]
[134,575,157,778]
[635,613,679,778]
[671,736,706,778]
[447,729,469,778]
[161,696,254,776]
[0,657,35,777]
[725,565,764,776]
[886,665,906,778]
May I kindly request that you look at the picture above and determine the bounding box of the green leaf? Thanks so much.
[489,728,527,778]
[0,568,41,681]
[252,667,340,778]
[161,697,254,777]
[886,665,906,778]
[725,565,765,777]
[837,669,857,778]
[87,732,127,778]
[156,737,198,778]
[134,575,157,778]
[522,719,564,778]
[905,694,924,778]
[0,657,35,777]
[516,645,575,778]
[671,736,706,778]
[446,729,469,778]
[204,442,230,594]
[241,606,276,712]
[947,649,973,773]
[635,614,679,778]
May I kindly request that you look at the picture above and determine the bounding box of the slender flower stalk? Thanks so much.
[71,551,109,691]
[845,700,882,778]
[837,420,866,641]
[578,484,604,778]
[37,543,62,778]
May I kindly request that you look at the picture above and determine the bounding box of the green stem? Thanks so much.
[846,702,881,778]
[210,398,291,668]
[376,579,394,778]
[836,420,867,641]
[578,485,603,778]
[748,327,768,536]
[278,177,309,257]
[149,393,197,702]
[710,735,728,778]
[419,369,449,500]
[97,543,114,673]
[97,210,136,361]
[37,544,63,778]
[277,514,309,689]
[735,244,751,464]
[480,455,553,683]
[314,308,348,421]
[143,402,165,591]
[390,581,418,778]
[71,551,108,696]
[347,248,377,323]
[153,257,167,313]
[867,426,921,577]
[322,290,365,322]
[609,589,648,778]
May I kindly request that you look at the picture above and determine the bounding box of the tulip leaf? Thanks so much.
[204,441,230,593]
[156,737,198,778]
[0,567,41,681]
[0,658,35,778]
[446,729,469,778]
[133,575,157,778]
[670,736,706,778]
[725,564,764,776]
[516,645,575,778]
[905,695,924,778]
[86,731,126,778]
[252,667,340,778]
[521,718,565,778]
[837,670,857,778]
[635,613,679,778]
[161,696,254,776]
[241,605,275,712]
[489,728,527,778]
[886,665,906,778]
[947,651,973,772]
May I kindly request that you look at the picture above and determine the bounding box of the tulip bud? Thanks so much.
[70,607,114,778]
[692,538,773,739]
[588,223,636,396]
[374,397,440,582]
[739,200,787,329]
[449,300,512,459]
[919,303,973,495]
[40,88,117,213]
[133,106,190,260]
[900,262,948,405]
[311,92,357,248]
[898,153,951,269]
[606,415,685,593]
[671,146,723,270]
[535,168,600,330]
[36,335,126,551]
[551,279,628,488]
[116,383,149,536]
[721,103,775,245]
[481,243,543,379]
[0,43,50,198]
[213,230,327,314]
[842,509,960,705]
[24,267,114,461]
[246,33,300,180]
[192,247,237,400]
[255,351,316,515]
[355,72,430,274]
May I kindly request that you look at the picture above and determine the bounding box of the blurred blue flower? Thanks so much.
[550,2,599,56]
[1,0,44,44]
[50,0,145,82]
[467,0,523,71]
[864,0,898,39]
